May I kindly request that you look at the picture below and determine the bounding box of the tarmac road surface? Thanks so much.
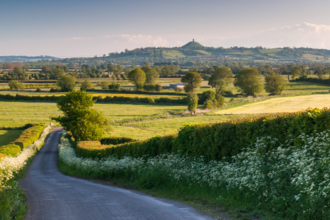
[20,128,214,220]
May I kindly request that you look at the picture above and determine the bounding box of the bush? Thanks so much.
[36,88,41,92]
[155,84,162,92]
[80,80,93,91]
[215,94,225,107]
[0,144,21,157]
[187,92,198,113]
[100,81,110,90]
[108,83,121,90]
[199,90,216,104]
[8,80,24,90]
[143,84,155,91]
[13,124,46,149]
[57,75,76,92]
[50,87,62,92]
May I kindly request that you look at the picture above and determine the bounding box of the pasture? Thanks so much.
[0,130,22,146]
[216,94,330,115]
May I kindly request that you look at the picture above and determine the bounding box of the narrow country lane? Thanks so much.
[20,128,214,220]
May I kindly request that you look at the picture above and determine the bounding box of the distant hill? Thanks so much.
[0,56,58,63]
[181,40,204,49]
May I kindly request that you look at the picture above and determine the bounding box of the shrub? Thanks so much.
[0,144,21,157]
[199,90,216,104]
[50,87,62,92]
[187,92,198,113]
[57,75,76,92]
[215,94,225,107]
[80,80,93,91]
[204,99,218,109]
[108,83,121,90]
[13,124,46,149]
[100,81,110,90]
[143,84,155,91]
[155,84,162,92]
[8,80,24,90]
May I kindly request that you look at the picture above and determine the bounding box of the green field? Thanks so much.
[0,130,22,146]
[216,94,330,115]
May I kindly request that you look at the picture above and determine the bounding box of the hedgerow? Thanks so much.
[0,94,187,104]
[100,137,135,145]
[0,123,46,157]
[75,108,330,161]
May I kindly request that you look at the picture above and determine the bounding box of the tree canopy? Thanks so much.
[208,67,233,94]
[181,72,202,92]
[141,66,159,85]
[51,90,109,141]
[57,75,76,92]
[234,68,263,96]
[128,68,146,90]
[265,72,286,95]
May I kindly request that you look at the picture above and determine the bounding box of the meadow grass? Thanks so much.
[216,94,330,115]
[0,101,187,127]
[109,114,252,140]
[0,130,23,146]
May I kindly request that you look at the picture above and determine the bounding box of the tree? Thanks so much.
[51,90,109,141]
[128,68,146,90]
[57,75,76,92]
[265,72,286,95]
[291,67,302,80]
[181,72,202,93]
[187,92,198,114]
[100,81,110,90]
[80,80,93,91]
[41,66,50,73]
[315,67,324,79]
[141,66,159,85]
[234,68,263,96]
[208,67,233,94]
[8,80,24,90]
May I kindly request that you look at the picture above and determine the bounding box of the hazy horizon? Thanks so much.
[2,0,330,57]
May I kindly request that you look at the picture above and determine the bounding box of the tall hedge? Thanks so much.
[75,108,330,161]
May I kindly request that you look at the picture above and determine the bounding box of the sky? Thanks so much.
[1,0,330,57]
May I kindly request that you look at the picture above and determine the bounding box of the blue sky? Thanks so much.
[1,0,330,57]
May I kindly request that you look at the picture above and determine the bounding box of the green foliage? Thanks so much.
[51,90,109,141]
[80,80,93,91]
[215,94,225,106]
[143,84,156,91]
[100,137,135,145]
[265,72,286,95]
[199,90,215,104]
[36,88,41,92]
[12,124,45,149]
[141,66,159,85]
[208,67,233,94]
[74,108,330,163]
[108,82,121,90]
[75,135,176,159]
[187,92,198,113]
[128,68,146,90]
[100,81,110,90]
[181,72,202,92]
[0,144,21,157]
[155,84,162,92]
[8,80,24,90]
[291,67,302,80]
[234,68,263,96]
[57,75,76,92]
